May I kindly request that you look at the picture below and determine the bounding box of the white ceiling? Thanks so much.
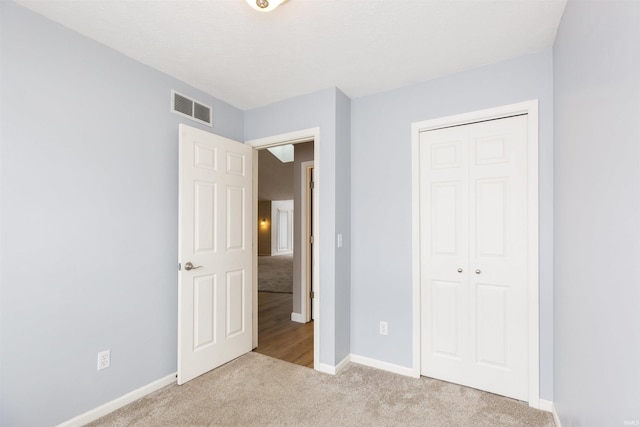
[14,0,567,110]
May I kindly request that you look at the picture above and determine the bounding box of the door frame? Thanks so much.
[300,160,314,322]
[246,128,320,371]
[410,100,540,407]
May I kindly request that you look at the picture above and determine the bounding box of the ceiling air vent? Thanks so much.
[171,90,212,127]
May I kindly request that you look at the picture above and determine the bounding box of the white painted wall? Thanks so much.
[553,0,640,424]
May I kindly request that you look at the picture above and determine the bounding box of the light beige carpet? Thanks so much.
[88,352,554,426]
[258,254,293,293]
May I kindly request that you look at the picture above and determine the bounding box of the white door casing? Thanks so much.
[246,128,321,371]
[178,124,253,385]
[411,101,540,407]
[301,161,314,322]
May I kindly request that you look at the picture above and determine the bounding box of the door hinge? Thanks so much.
[310,181,315,189]
[178,263,182,271]
[310,235,314,244]
[310,291,315,299]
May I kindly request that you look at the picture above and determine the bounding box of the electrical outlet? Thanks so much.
[97,350,110,371]
[379,321,388,336]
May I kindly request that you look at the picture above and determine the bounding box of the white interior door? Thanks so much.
[178,124,253,385]
[420,115,529,400]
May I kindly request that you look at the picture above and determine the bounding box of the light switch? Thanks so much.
[337,233,343,248]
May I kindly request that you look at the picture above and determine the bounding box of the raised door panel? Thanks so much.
[475,178,508,258]
[431,183,460,256]
[431,280,461,359]
[225,270,245,337]
[475,283,508,367]
[226,186,245,252]
[194,182,217,254]
[193,274,217,350]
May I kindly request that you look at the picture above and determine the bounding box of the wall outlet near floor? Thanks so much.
[379,321,388,336]
[97,349,111,371]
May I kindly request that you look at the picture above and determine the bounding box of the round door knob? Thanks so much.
[457,268,463,273]
[475,269,481,274]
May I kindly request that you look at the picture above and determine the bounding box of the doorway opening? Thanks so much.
[247,129,320,370]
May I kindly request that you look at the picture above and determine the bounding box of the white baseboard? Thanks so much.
[57,373,176,427]
[350,354,417,378]
[334,354,350,374]
[291,312,305,323]
[314,354,351,375]
[315,363,337,375]
[538,399,553,412]
[551,403,562,427]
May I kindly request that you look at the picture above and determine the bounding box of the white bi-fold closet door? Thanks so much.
[419,114,529,401]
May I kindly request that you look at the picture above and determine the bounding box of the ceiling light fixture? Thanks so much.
[247,0,287,12]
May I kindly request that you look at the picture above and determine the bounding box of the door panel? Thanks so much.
[420,115,528,401]
[475,283,507,367]
[178,124,253,385]
[475,178,507,257]
[431,280,461,359]
[194,274,216,349]
[194,182,216,253]
[225,270,245,337]
[431,183,460,255]
[226,186,245,251]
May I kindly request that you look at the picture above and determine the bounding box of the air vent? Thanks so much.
[171,90,212,127]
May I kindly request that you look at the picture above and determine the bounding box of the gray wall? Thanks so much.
[258,201,272,256]
[350,50,555,399]
[0,2,244,425]
[257,149,293,201]
[553,1,640,424]
[292,142,314,315]
[245,87,352,365]
[10,0,640,424]
[334,90,351,364]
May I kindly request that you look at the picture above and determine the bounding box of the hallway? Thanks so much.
[253,292,314,368]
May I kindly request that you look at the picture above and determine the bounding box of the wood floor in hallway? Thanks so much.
[253,291,314,368]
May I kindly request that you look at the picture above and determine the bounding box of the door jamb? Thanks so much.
[246,128,320,371]
[300,160,314,322]
[410,100,540,408]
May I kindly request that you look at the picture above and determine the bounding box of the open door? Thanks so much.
[177,124,253,385]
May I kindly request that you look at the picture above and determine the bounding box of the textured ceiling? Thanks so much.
[13,0,567,110]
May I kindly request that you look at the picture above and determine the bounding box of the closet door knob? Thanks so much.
[475,269,481,274]
[457,268,463,273]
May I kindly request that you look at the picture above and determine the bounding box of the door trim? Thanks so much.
[410,101,540,407]
[246,128,320,371]
[300,160,314,323]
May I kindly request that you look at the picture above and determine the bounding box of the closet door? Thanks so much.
[420,115,529,401]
